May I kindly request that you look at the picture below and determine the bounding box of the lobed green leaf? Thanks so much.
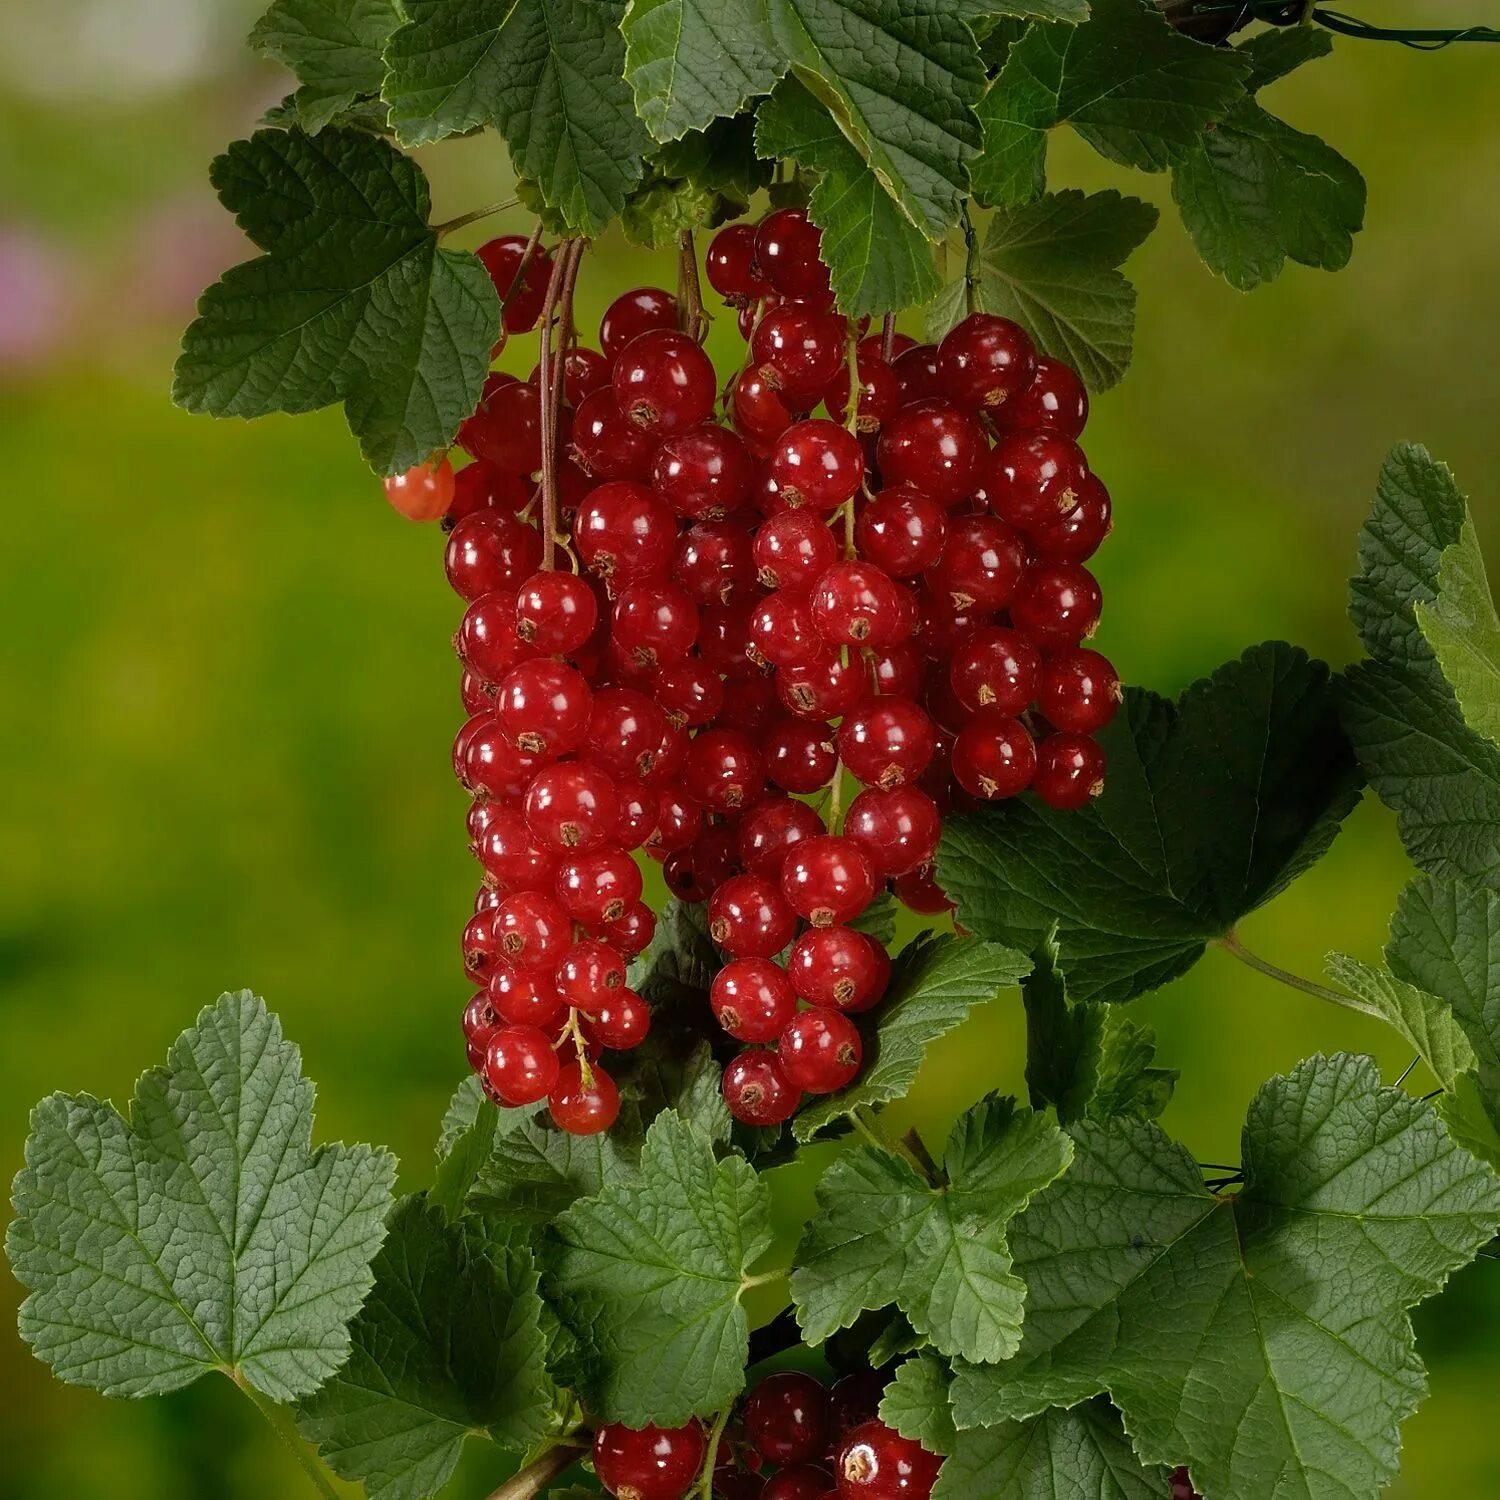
[251,0,401,132]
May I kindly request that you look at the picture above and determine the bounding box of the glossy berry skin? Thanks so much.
[496,658,592,756]
[384,457,455,521]
[514,570,597,652]
[893,864,952,915]
[574,481,676,584]
[810,562,910,649]
[462,379,543,474]
[762,1466,836,1500]
[952,710,1036,801]
[708,872,798,958]
[764,717,839,795]
[837,696,937,789]
[1034,732,1107,810]
[844,786,942,878]
[835,1421,942,1498]
[1170,1467,1202,1500]
[1038,647,1121,734]
[854,487,947,578]
[477,806,558,890]
[613,582,700,669]
[600,899,656,958]
[869,643,924,698]
[456,590,531,686]
[685,730,766,812]
[677,521,756,607]
[937,313,1037,412]
[769,420,866,511]
[876,401,985,506]
[1009,562,1103,648]
[723,1049,801,1126]
[711,958,798,1043]
[747,592,820,670]
[572,389,657,481]
[555,846,643,924]
[738,792,827,874]
[781,835,878,928]
[823,354,901,432]
[891,344,943,405]
[586,688,671,781]
[482,1024,560,1106]
[756,208,833,301]
[530,345,612,406]
[550,1060,621,1135]
[999,354,1089,439]
[787,926,885,1012]
[732,366,796,449]
[555,939,626,1010]
[754,509,840,592]
[745,1372,831,1467]
[652,424,754,519]
[446,460,530,525]
[828,1373,887,1443]
[493,890,571,971]
[778,651,870,722]
[1028,472,1111,563]
[582,988,652,1051]
[490,964,568,1029]
[462,910,502,986]
[476,234,552,331]
[928,515,1027,613]
[983,431,1089,532]
[752,304,847,404]
[779,1008,863,1094]
[599,286,679,361]
[447,513,544,602]
[524,761,619,851]
[949,626,1041,715]
[613,328,718,434]
[654,658,724,727]
[706,222,770,303]
[460,716,547,801]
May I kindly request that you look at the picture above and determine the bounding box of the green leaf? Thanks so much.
[792,1096,1071,1361]
[629,897,721,1010]
[621,175,726,248]
[935,1398,1169,1500]
[296,1197,553,1499]
[1324,952,1475,1088]
[764,0,988,237]
[621,0,782,142]
[382,0,651,233]
[880,1354,958,1454]
[972,0,1251,208]
[1415,513,1500,747]
[756,79,941,317]
[471,1109,637,1226]
[1437,1073,1500,1173]
[1340,445,1500,886]
[544,1111,772,1425]
[657,113,776,205]
[794,934,1034,1141]
[949,1053,1500,1499]
[925,189,1157,392]
[173,127,497,476]
[938,642,1361,1005]
[251,0,400,132]
[7,992,396,1401]
[849,890,900,948]
[960,0,1089,22]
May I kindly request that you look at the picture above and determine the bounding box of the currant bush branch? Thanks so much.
[1217,930,1385,1021]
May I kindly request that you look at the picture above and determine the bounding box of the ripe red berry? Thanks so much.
[769,419,866,512]
[613,328,717,434]
[529,345,613,406]
[983,431,1089,532]
[384,457,455,521]
[1170,1466,1202,1500]
[893,864,953,915]
[824,354,901,432]
[582,987,652,1051]
[787,926,886,1011]
[723,1049,801,1126]
[1038,647,1121,734]
[756,208,833,301]
[550,1060,621,1135]
[462,909,502,987]
[746,1371,831,1467]
[1009,562,1103,647]
[476,234,553,331]
[496,658,592,756]
[708,872,798,958]
[844,786,942,878]
[446,460,530,525]
[524,761,619,851]
[514,570,597,652]
[732,366,796,449]
[1028,471,1112,563]
[927,515,1026,612]
[599,899,656,958]
[490,964,568,1029]
[482,1024,560,1106]
[456,590,532,685]
[711,958,798,1043]
[937,313,1037,411]
[585,688,672,781]
[555,846,643,924]
[837,696,937,789]
[492,890,571,972]
[762,1466,836,1500]
[676,520,756,607]
[891,344,943,404]
[869,643,924,698]
[828,1372,887,1443]
[854,487,947,578]
[876,400,985,506]
[754,509,840,592]
[652,424,754,518]
[613,582,701,668]
[810,562,910,649]
[574,481,676,584]
[572,388,658,480]
[462,378,543,474]
[707,222,770,303]
[781,835,877,927]
[460,715,547,800]
[599,286,680,361]
[737,793,827,874]
[949,626,1040,717]
[779,1008,863,1094]
[752,304,846,403]
[951,710,1036,800]
[1034,731,1107,810]
[835,1420,942,1498]
[555,938,626,1009]
[685,730,766,812]
[476,806,557,891]
[998,353,1089,439]
[654,658,725,727]
[777,651,870,721]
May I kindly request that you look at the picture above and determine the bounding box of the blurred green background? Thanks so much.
[2,3,1497,1496]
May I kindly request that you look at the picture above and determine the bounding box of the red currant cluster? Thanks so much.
[592,1368,941,1500]
[383,211,1118,1136]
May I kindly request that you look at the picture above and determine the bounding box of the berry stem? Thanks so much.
[1217,930,1385,1021]
[848,1106,941,1187]
[229,1371,340,1499]
[537,239,578,571]
[901,1127,944,1185]
[960,202,979,317]
[434,197,520,238]
[678,229,709,342]
[482,1439,589,1500]
[881,312,897,363]
[697,1407,733,1499]
[555,1004,596,1088]
[491,222,545,354]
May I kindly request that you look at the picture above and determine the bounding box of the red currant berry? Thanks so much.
[937,312,1037,411]
[582,987,652,1051]
[652,424,754,518]
[983,431,1088,532]
[731,366,795,449]
[528,345,612,406]
[949,626,1041,715]
[835,1420,942,1498]
[746,1372,831,1467]
[1034,731,1107,810]
[709,872,798,958]
[837,696,936,789]
[490,965,568,1029]
[524,762,619,851]
[779,1009,862,1094]
[737,793,827,874]
[456,590,531,685]
[555,846,643,924]
[750,591,823,670]
[762,1466,835,1500]
[952,710,1036,800]
[476,234,552,332]
[599,286,679,361]
[828,1373,887,1443]
[769,419,866,511]
[482,1024,560,1106]
[476,807,558,891]
[446,460,531,525]
[614,582,701,668]
[514,570,597,652]
[754,509,840,592]
[574,481,676,584]
[756,208,833,300]
[929,515,1027,613]
[762,718,837,796]
[891,344,943,405]
[707,222,771,303]
[824,355,901,432]
[845,785,942,878]
[699,601,766,682]
[1009,562,1103,648]
[599,899,655,958]
[460,716,548,799]
[869,643,924,698]
[651,791,704,853]
[777,651,871,721]
[612,777,657,849]
[685,730,766,812]
[876,400,984,506]
[550,1060,622,1135]
[781,835,877,927]
[810,562,910,649]
[1171,1467,1202,1500]
[998,353,1089,439]
[383,456,454,521]
[676,520,756,607]
[787,926,886,1011]
[613,328,717,434]
[555,937,626,1009]
[653,658,724,727]
[461,670,493,716]
[752,304,846,404]
[854,487,947,578]
[893,864,952,915]
[572,388,658,481]
[1028,471,1111,563]
[723,1049,801,1126]
[462,379,543,474]
[496,658,592,756]
[1038,647,1121,734]
[711,958,798,1043]
[691,823,742,895]
[585,688,671,781]
[493,890,570,971]
[463,992,500,1071]
[446,512,543,601]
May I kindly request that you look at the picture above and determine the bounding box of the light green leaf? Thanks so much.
[251,0,400,131]
[972,0,1251,207]
[950,1053,1500,1499]
[880,1354,958,1454]
[794,934,1033,1141]
[1325,952,1474,1088]
[938,642,1362,1005]
[544,1111,772,1425]
[1438,1074,1500,1174]
[173,127,497,476]
[1340,444,1500,887]
[621,0,782,142]
[1415,514,1500,747]
[382,0,651,234]
[621,174,726,248]
[925,189,1157,391]
[296,1197,553,1500]
[756,78,941,316]
[792,1096,1072,1362]
[764,0,988,237]
[7,993,396,1401]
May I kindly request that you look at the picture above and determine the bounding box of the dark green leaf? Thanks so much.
[794,934,1033,1140]
[251,0,401,132]
[938,642,1362,1004]
[629,897,721,1011]
[8,993,396,1400]
[382,0,651,233]
[1236,24,1333,88]
[972,0,1251,207]
[959,0,1089,23]
[925,189,1157,391]
[657,113,776,204]
[173,127,496,476]
[949,1054,1500,1498]
[296,1197,553,1499]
